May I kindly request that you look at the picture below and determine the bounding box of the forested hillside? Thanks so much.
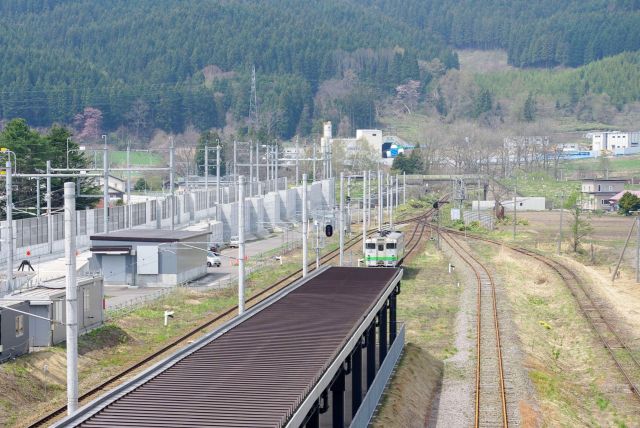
[360,0,640,67]
[0,0,451,138]
[0,0,639,140]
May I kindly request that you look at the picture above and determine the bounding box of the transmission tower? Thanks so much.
[249,65,259,130]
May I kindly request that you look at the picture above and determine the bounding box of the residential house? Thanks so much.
[580,178,626,211]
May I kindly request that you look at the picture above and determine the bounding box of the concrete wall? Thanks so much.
[1,176,331,292]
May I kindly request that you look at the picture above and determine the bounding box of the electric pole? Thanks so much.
[64,182,78,415]
[378,170,383,232]
[126,144,132,229]
[169,138,175,230]
[102,135,109,234]
[302,173,308,277]
[5,155,13,292]
[362,170,367,257]
[238,175,245,315]
[557,190,565,255]
[339,172,344,266]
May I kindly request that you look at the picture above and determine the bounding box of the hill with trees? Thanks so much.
[0,0,639,142]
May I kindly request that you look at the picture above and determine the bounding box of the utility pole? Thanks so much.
[126,144,132,229]
[557,190,565,255]
[102,135,109,234]
[378,170,383,232]
[302,173,308,277]
[387,174,391,230]
[362,170,367,256]
[238,175,245,315]
[636,216,640,283]
[403,171,406,205]
[512,178,517,240]
[249,143,253,197]
[255,143,260,191]
[295,136,300,185]
[5,156,13,292]
[315,220,320,270]
[216,144,221,213]
[64,182,78,415]
[339,172,344,266]
[36,177,41,217]
[275,144,279,191]
[366,171,371,229]
[312,144,316,181]
[233,141,238,201]
[46,161,53,254]
[205,144,210,224]
[169,138,175,230]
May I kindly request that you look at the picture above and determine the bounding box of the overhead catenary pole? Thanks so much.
[339,172,344,266]
[387,174,391,230]
[216,144,221,219]
[302,173,308,277]
[557,190,565,255]
[512,178,517,240]
[63,182,78,415]
[238,175,246,314]
[233,141,238,201]
[403,171,406,204]
[636,216,640,283]
[169,138,175,230]
[47,161,53,254]
[362,170,367,257]
[275,144,279,191]
[36,177,41,217]
[102,135,109,234]
[249,142,253,197]
[126,144,131,229]
[315,220,320,269]
[312,144,316,181]
[205,144,210,223]
[255,143,260,190]
[5,157,13,292]
[295,136,300,185]
[378,170,383,232]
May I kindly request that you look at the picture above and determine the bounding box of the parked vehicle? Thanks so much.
[229,236,240,248]
[207,251,222,267]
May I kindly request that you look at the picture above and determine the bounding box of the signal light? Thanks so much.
[325,224,333,237]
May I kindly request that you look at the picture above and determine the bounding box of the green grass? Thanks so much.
[563,155,640,175]
[500,171,580,207]
[108,151,164,167]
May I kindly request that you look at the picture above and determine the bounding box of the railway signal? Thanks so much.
[325,224,333,237]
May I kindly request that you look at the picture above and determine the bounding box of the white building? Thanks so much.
[589,131,640,154]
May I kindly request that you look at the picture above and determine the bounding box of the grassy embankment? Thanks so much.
[373,237,461,427]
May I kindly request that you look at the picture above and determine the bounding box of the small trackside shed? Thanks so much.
[0,301,30,362]
[0,276,104,348]
[89,229,209,287]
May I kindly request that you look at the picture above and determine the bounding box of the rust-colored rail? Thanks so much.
[440,231,509,428]
[28,205,437,428]
[445,228,640,403]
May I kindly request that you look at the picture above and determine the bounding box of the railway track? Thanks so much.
[444,228,640,404]
[440,231,509,428]
[28,204,438,428]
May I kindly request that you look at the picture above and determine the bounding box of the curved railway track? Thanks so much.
[28,203,439,428]
[444,228,640,404]
[440,231,509,428]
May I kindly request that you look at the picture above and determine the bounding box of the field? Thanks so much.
[108,151,165,167]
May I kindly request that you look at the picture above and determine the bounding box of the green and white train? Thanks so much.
[364,231,405,267]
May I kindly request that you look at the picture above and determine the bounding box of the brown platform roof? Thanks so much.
[66,266,401,427]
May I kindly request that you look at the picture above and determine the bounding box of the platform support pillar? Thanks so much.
[352,342,363,417]
[331,368,345,428]
[366,324,376,388]
[379,303,388,363]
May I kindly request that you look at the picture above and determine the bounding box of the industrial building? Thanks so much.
[0,301,30,362]
[89,230,209,287]
[0,276,104,348]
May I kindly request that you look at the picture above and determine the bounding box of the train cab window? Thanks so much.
[366,243,376,249]
[378,244,384,251]
[386,243,396,249]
